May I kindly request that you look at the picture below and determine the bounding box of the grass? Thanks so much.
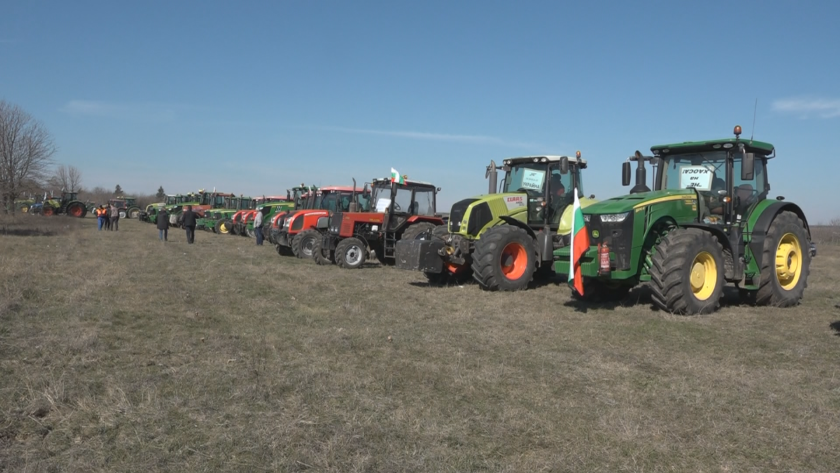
[1,216,839,472]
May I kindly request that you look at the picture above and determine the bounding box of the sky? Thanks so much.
[2,0,839,222]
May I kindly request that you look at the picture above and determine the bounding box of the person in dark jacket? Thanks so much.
[180,205,197,244]
[157,208,170,241]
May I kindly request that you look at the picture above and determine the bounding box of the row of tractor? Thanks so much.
[15,192,143,219]
[146,126,814,316]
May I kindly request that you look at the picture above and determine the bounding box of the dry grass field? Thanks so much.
[1,216,839,472]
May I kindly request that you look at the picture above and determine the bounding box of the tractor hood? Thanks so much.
[583,189,697,214]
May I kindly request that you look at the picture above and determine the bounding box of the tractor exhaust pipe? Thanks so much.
[486,160,499,194]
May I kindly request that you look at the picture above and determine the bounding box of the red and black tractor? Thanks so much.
[313,177,444,269]
[274,185,363,258]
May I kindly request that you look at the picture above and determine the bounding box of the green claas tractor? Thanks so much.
[395,154,596,290]
[554,126,811,315]
[41,191,88,217]
[109,196,141,219]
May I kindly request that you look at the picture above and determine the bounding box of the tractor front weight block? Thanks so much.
[395,239,445,273]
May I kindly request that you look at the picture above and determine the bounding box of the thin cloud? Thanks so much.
[772,97,840,119]
[325,126,538,148]
[60,100,184,122]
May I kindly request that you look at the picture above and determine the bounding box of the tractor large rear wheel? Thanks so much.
[312,234,335,265]
[66,202,86,218]
[295,229,320,259]
[751,211,810,307]
[335,237,366,269]
[43,206,55,216]
[650,228,724,315]
[472,226,536,291]
[129,208,140,219]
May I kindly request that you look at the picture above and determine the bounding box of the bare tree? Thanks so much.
[0,100,56,214]
[51,164,83,192]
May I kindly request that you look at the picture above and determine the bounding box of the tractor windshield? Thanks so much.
[320,192,356,212]
[391,185,435,215]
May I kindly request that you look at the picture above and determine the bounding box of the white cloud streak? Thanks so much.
[60,100,184,122]
[325,126,537,148]
[771,97,840,119]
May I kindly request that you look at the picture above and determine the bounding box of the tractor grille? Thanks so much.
[449,199,477,233]
[467,202,492,236]
[330,212,343,234]
[586,213,635,271]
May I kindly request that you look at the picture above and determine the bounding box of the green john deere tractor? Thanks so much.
[41,191,88,217]
[555,126,811,315]
[396,154,596,290]
[13,198,36,214]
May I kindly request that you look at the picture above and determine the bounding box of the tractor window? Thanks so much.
[661,152,726,191]
[504,163,547,193]
[412,187,435,215]
[393,187,414,213]
[356,192,371,212]
[732,156,766,215]
[320,193,341,212]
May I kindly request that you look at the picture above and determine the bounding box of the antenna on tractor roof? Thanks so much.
[750,98,758,144]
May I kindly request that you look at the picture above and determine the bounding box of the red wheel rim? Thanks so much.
[501,242,528,279]
[43,207,54,216]
[69,206,82,216]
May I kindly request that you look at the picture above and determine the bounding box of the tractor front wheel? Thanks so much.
[335,237,366,269]
[753,211,810,307]
[650,228,725,315]
[472,226,536,291]
[312,235,334,265]
[129,208,140,219]
[66,202,86,218]
[401,222,436,241]
[295,229,320,259]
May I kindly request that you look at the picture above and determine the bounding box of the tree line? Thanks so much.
[1,99,167,214]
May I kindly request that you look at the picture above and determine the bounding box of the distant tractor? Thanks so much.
[266,185,318,245]
[109,196,141,219]
[13,198,35,214]
[554,126,811,315]
[40,191,88,218]
[395,154,595,290]
[314,176,444,269]
[274,185,363,258]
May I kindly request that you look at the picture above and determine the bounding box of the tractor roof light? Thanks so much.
[576,151,581,159]
[734,125,742,137]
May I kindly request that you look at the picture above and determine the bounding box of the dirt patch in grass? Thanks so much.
[1,218,838,471]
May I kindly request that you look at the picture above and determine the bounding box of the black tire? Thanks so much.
[129,208,140,219]
[245,227,255,238]
[335,237,366,269]
[472,226,536,291]
[401,221,436,241]
[290,233,302,257]
[649,228,725,315]
[753,211,810,307]
[312,234,335,265]
[65,202,86,218]
[533,263,554,280]
[295,229,320,259]
[230,222,239,235]
[572,278,632,302]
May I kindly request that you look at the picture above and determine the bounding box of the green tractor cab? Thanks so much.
[555,126,811,314]
[395,154,596,290]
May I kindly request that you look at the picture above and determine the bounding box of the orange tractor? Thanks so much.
[313,177,443,269]
[274,185,364,258]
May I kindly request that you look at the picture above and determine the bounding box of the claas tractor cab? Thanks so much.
[314,175,444,269]
[268,185,318,245]
[555,125,811,315]
[274,185,364,258]
[41,190,88,218]
[396,154,596,290]
[109,196,141,219]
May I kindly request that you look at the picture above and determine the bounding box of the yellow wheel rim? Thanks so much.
[690,251,717,301]
[775,233,802,290]
[21,206,29,213]
[220,222,229,234]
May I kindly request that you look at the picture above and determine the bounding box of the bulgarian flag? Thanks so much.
[391,168,405,185]
[567,188,590,296]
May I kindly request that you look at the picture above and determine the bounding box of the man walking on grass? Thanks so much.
[180,205,197,244]
[157,207,169,241]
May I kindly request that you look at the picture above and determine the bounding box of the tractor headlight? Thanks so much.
[371,225,379,231]
[283,218,292,228]
[599,212,630,223]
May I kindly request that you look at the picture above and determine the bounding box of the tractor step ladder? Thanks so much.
[383,232,397,259]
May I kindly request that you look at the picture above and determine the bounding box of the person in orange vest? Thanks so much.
[96,205,107,231]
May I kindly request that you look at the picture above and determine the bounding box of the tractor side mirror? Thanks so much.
[622,162,631,186]
[559,156,569,174]
[741,152,755,181]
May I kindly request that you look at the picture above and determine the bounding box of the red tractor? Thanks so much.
[313,177,443,269]
[267,186,319,248]
[274,185,363,258]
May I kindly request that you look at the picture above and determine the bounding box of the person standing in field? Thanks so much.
[157,207,169,241]
[96,205,107,231]
[180,205,197,244]
[109,203,120,231]
[253,208,264,246]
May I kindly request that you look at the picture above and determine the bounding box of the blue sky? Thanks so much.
[2,0,839,222]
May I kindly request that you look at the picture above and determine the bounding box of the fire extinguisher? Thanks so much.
[599,242,611,276]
